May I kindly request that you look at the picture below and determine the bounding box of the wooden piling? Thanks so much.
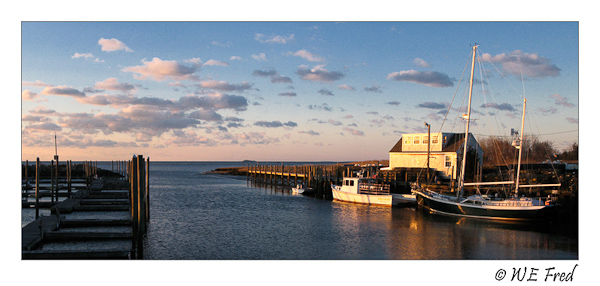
[67,160,72,198]
[50,160,55,204]
[35,158,40,219]
[55,155,59,203]
[24,160,28,187]
[146,157,150,222]
[129,158,138,259]
[136,155,145,259]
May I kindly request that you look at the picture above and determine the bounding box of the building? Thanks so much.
[388,132,483,180]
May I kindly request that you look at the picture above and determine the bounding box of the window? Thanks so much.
[414,135,420,145]
[432,135,438,144]
[404,136,411,145]
[445,156,452,167]
[350,180,354,186]
[423,135,428,145]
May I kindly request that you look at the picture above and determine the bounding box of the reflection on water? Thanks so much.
[146,162,577,260]
[24,162,576,260]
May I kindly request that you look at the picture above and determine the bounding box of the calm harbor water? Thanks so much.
[145,162,577,260]
[22,161,578,260]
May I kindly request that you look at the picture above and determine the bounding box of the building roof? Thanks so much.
[389,138,403,153]
[442,133,466,152]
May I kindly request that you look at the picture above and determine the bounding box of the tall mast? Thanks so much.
[515,98,527,196]
[458,44,478,199]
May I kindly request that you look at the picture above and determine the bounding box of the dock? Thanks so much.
[21,155,149,259]
[235,163,424,199]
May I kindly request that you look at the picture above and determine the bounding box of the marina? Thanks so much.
[17,20,583,284]
[21,156,149,259]
[21,160,577,260]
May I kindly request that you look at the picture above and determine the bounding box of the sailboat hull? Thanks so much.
[415,191,558,221]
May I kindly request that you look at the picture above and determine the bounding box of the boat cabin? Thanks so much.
[340,177,390,195]
[388,132,483,179]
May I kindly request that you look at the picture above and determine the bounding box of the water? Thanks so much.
[144,162,577,260]
[21,161,578,260]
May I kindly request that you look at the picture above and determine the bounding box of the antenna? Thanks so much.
[54,132,58,156]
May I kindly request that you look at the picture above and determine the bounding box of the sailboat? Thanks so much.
[411,45,560,221]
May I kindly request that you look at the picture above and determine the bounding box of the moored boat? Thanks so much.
[331,173,416,206]
[291,184,314,195]
[411,44,560,221]
[413,187,558,221]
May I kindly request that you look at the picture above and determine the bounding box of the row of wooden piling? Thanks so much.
[246,164,344,199]
[245,163,426,197]
[23,159,100,218]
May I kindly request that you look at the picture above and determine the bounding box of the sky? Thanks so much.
[19,20,579,162]
[7,2,597,283]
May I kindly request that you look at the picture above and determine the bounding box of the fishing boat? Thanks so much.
[411,44,560,221]
[331,171,416,206]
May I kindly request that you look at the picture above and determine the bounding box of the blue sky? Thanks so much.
[20,20,579,161]
[7,1,598,283]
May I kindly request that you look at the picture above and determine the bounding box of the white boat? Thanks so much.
[411,44,560,221]
[291,184,313,195]
[331,173,416,206]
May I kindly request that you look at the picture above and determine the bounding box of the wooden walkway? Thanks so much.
[21,179,133,259]
[21,155,149,259]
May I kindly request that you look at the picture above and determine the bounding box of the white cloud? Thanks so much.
[122,57,199,81]
[94,78,136,92]
[203,59,229,66]
[338,84,356,91]
[255,33,295,44]
[22,90,42,101]
[413,57,431,68]
[72,52,94,59]
[98,37,133,52]
[481,50,560,78]
[22,80,52,87]
[296,65,344,83]
[387,70,453,87]
[293,50,325,62]
[251,53,267,61]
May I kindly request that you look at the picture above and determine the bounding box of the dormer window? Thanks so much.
[423,135,428,145]
[404,135,412,145]
[432,135,438,144]
[413,135,420,145]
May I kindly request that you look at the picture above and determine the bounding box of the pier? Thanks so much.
[21,155,149,259]
[236,162,425,199]
[219,161,577,208]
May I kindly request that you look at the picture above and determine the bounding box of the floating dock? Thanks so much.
[21,155,149,259]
